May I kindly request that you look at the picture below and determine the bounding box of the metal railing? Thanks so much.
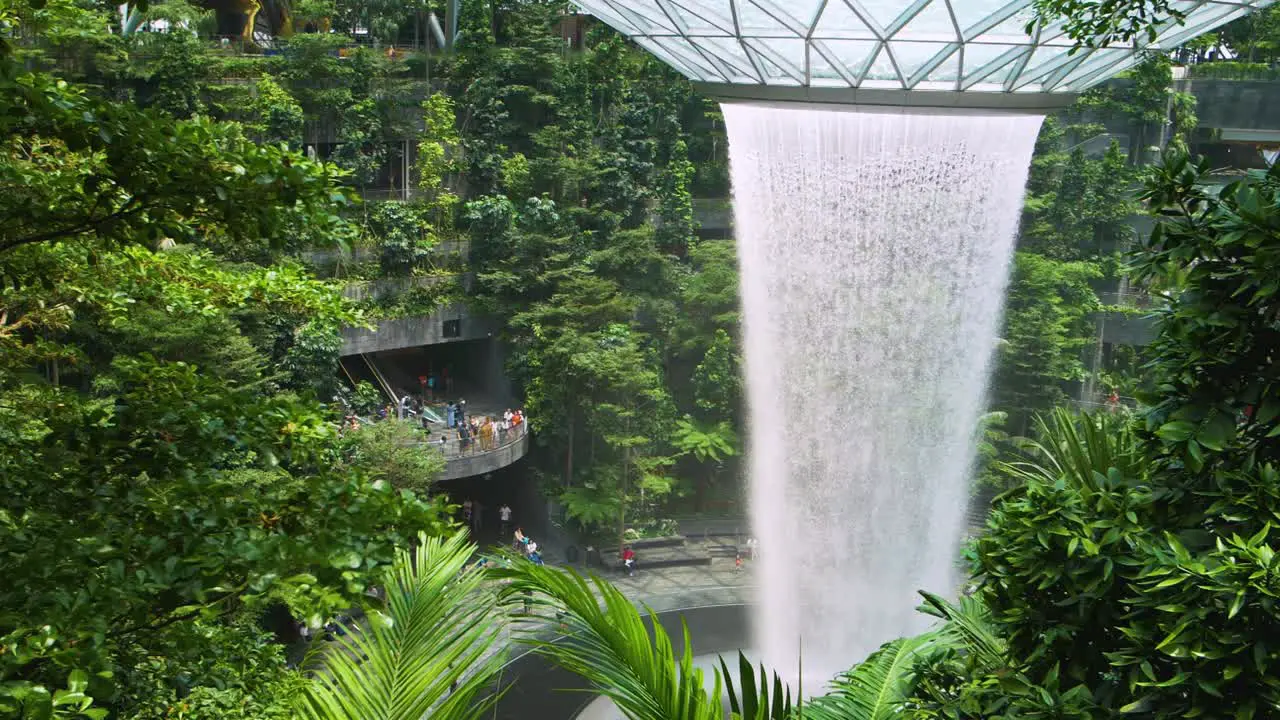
[420,419,529,460]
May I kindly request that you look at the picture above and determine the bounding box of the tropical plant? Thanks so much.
[499,561,727,720]
[673,416,738,464]
[338,418,445,493]
[913,146,1280,717]
[298,531,506,720]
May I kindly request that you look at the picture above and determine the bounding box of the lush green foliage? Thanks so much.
[1033,0,1188,47]
[0,13,454,714]
[912,157,1280,719]
[449,10,741,534]
[337,419,446,493]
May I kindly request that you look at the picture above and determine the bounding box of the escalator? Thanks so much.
[339,355,396,407]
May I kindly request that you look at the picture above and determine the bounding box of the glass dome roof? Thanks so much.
[570,0,1274,104]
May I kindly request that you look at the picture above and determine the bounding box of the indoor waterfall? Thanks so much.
[723,103,1044,688]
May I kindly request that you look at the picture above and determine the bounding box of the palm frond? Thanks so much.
[719,651,792,720]
[999,407,1145,492]
[802,631,949,720]
[494,560,726,720]
[297,530,507,720]
[916,591,1007,672]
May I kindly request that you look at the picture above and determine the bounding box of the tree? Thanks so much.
[0,43,447,716]
[1033,0,1189,47]
[416,93,462,230]
[0,55,351,262]
[246,76,305,147]
[338,419,446,493]
[332,98,388,192]
[993,252,1102,432]
[654,139,697,256]
[912,155,1280,718]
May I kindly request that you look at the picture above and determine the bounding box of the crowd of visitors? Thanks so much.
[442,403,525,454]
[338,389,527,457]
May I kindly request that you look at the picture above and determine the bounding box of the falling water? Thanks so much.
[723,103,1043,687]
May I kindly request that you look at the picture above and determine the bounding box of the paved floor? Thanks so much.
[596,537,755,612]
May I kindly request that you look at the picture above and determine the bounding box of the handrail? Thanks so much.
[420,420,529,460]
[360,353,399,406]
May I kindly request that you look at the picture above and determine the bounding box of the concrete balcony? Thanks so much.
[1176,77,1280,138]
[338,273,494,356]
[340,302,494,355]
[433,421,531,481]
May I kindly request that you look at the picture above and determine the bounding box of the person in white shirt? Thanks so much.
[499,504,512,535]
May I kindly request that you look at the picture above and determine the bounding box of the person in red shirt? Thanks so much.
[621,547,636,577]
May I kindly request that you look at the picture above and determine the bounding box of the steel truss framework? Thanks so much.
[570,0,1275,96]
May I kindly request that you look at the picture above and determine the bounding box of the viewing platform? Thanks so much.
[428,419,531,482]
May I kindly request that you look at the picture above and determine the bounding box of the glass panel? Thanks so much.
[959,42,1022,80]
[968,5,1039,43]
[623,0,679,33]
[964,48,1029,88]
[948,0,1022,34]
[745,44,804,84]
[861,42,899,83]
[1157,4,1246,47]
[697,36,764,79]
[663,0,735,34]
[887,40,950,78]
[923,46,960,81]
[633,37,704,79]
[651,36,726,80]
[852,0,911,34]
[736,0,800,35]
[584,4,643,35]
[1012,45,1074,85]
[745,37,808,79]
[1047,48,1131,90]
[891,0,959,40]
[1059,54,1141,92]
[573,0,1271,93]
[809,38,879,82]
[749,0,824,29]
[810,0,878,40]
